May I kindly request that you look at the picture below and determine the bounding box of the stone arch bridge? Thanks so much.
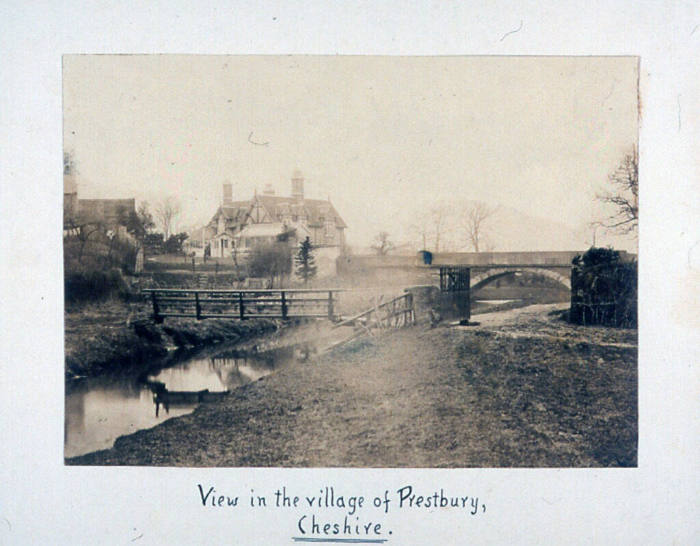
[428,251,585,291]
[469,265,571,290]
[339,250,635,292]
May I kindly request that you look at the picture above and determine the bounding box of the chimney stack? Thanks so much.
[263,183,275,196]
[223,183,232,206]
[291,169,304,203]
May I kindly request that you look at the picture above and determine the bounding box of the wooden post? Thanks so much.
[328,291,334,320]
[239,292,245,320]
[195,292,201,320]
[281,291,288,319]
[151,291,162,323]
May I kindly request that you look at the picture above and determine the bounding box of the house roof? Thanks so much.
[207,193,347,234]
[77,198,135,224]
[255,195,347,228]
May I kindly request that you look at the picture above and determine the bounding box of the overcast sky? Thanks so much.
[63,55,638,249]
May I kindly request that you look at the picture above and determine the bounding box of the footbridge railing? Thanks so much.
[143,288,347,323]
[333,292,415,333]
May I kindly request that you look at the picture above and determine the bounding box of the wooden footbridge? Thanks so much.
[144,286,418,354]
[144,287,416,328]
[144,288,347,323]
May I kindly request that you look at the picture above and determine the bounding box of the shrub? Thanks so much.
[65,268,130,304]
[249,242,292,287]
[570,247,637,328]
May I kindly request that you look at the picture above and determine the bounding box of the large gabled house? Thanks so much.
[197,171,347,276]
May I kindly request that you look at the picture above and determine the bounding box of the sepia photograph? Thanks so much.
[62,55,639,468]
[3,1,699,543]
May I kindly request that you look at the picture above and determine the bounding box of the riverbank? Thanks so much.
[64,300,278,379]
[67,303,637,467]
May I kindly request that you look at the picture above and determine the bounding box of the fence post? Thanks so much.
[328,291,334,320]
[195,292,201,320]
[239,292,245,320]
[151,291,162,323]
[281,291,288,319]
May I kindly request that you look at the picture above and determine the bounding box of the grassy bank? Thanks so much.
[64,300,278,379]
[67,304,637,467]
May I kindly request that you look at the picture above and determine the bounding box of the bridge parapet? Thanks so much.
[430,251,583,267]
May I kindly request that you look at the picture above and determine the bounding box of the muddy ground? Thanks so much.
[67,303,636,467]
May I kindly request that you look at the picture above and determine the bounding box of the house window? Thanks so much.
[223,239,229,248]
[292,215,298,222]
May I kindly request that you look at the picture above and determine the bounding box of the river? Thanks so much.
[64,344,304,458]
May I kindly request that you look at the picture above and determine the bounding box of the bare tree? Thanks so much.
[411,206,450,252]
[430,206,446,252]
[597,148,638,234]
[371,231,395,256]
[154,197,181,240]
[76,222,104,264]
[461,202,497,252]
[119,201,155,242]
[409,220,429,251]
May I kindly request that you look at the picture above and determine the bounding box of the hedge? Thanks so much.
[569,247,637,328]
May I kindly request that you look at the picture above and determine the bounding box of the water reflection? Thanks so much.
[64,375,193,458]
[65,344,303,458]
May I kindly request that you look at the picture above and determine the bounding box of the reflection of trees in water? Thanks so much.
[208,346,301,388]
[209,356,246,389]
[147,345,306,415]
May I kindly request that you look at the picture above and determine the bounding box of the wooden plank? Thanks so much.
[195,292,201,320]
[280,297,332,302]
[143,288,349,294]
[196,313,331,319]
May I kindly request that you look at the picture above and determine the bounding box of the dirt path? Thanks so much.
[68,304,637,467]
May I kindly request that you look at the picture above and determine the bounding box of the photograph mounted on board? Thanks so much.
[63,55,638,467]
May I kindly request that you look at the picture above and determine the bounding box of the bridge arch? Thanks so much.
[470,267,571,291]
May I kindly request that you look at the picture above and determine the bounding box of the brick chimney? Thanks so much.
[223,183,232,206]
[291,169,304,203]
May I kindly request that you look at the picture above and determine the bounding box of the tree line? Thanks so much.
[371,147,638,256]
[371,201,499,256]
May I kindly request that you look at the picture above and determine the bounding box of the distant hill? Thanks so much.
[350,201,592,255]
[477,204,587,252]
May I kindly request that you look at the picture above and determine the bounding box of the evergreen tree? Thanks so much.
[295,237,317,284]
